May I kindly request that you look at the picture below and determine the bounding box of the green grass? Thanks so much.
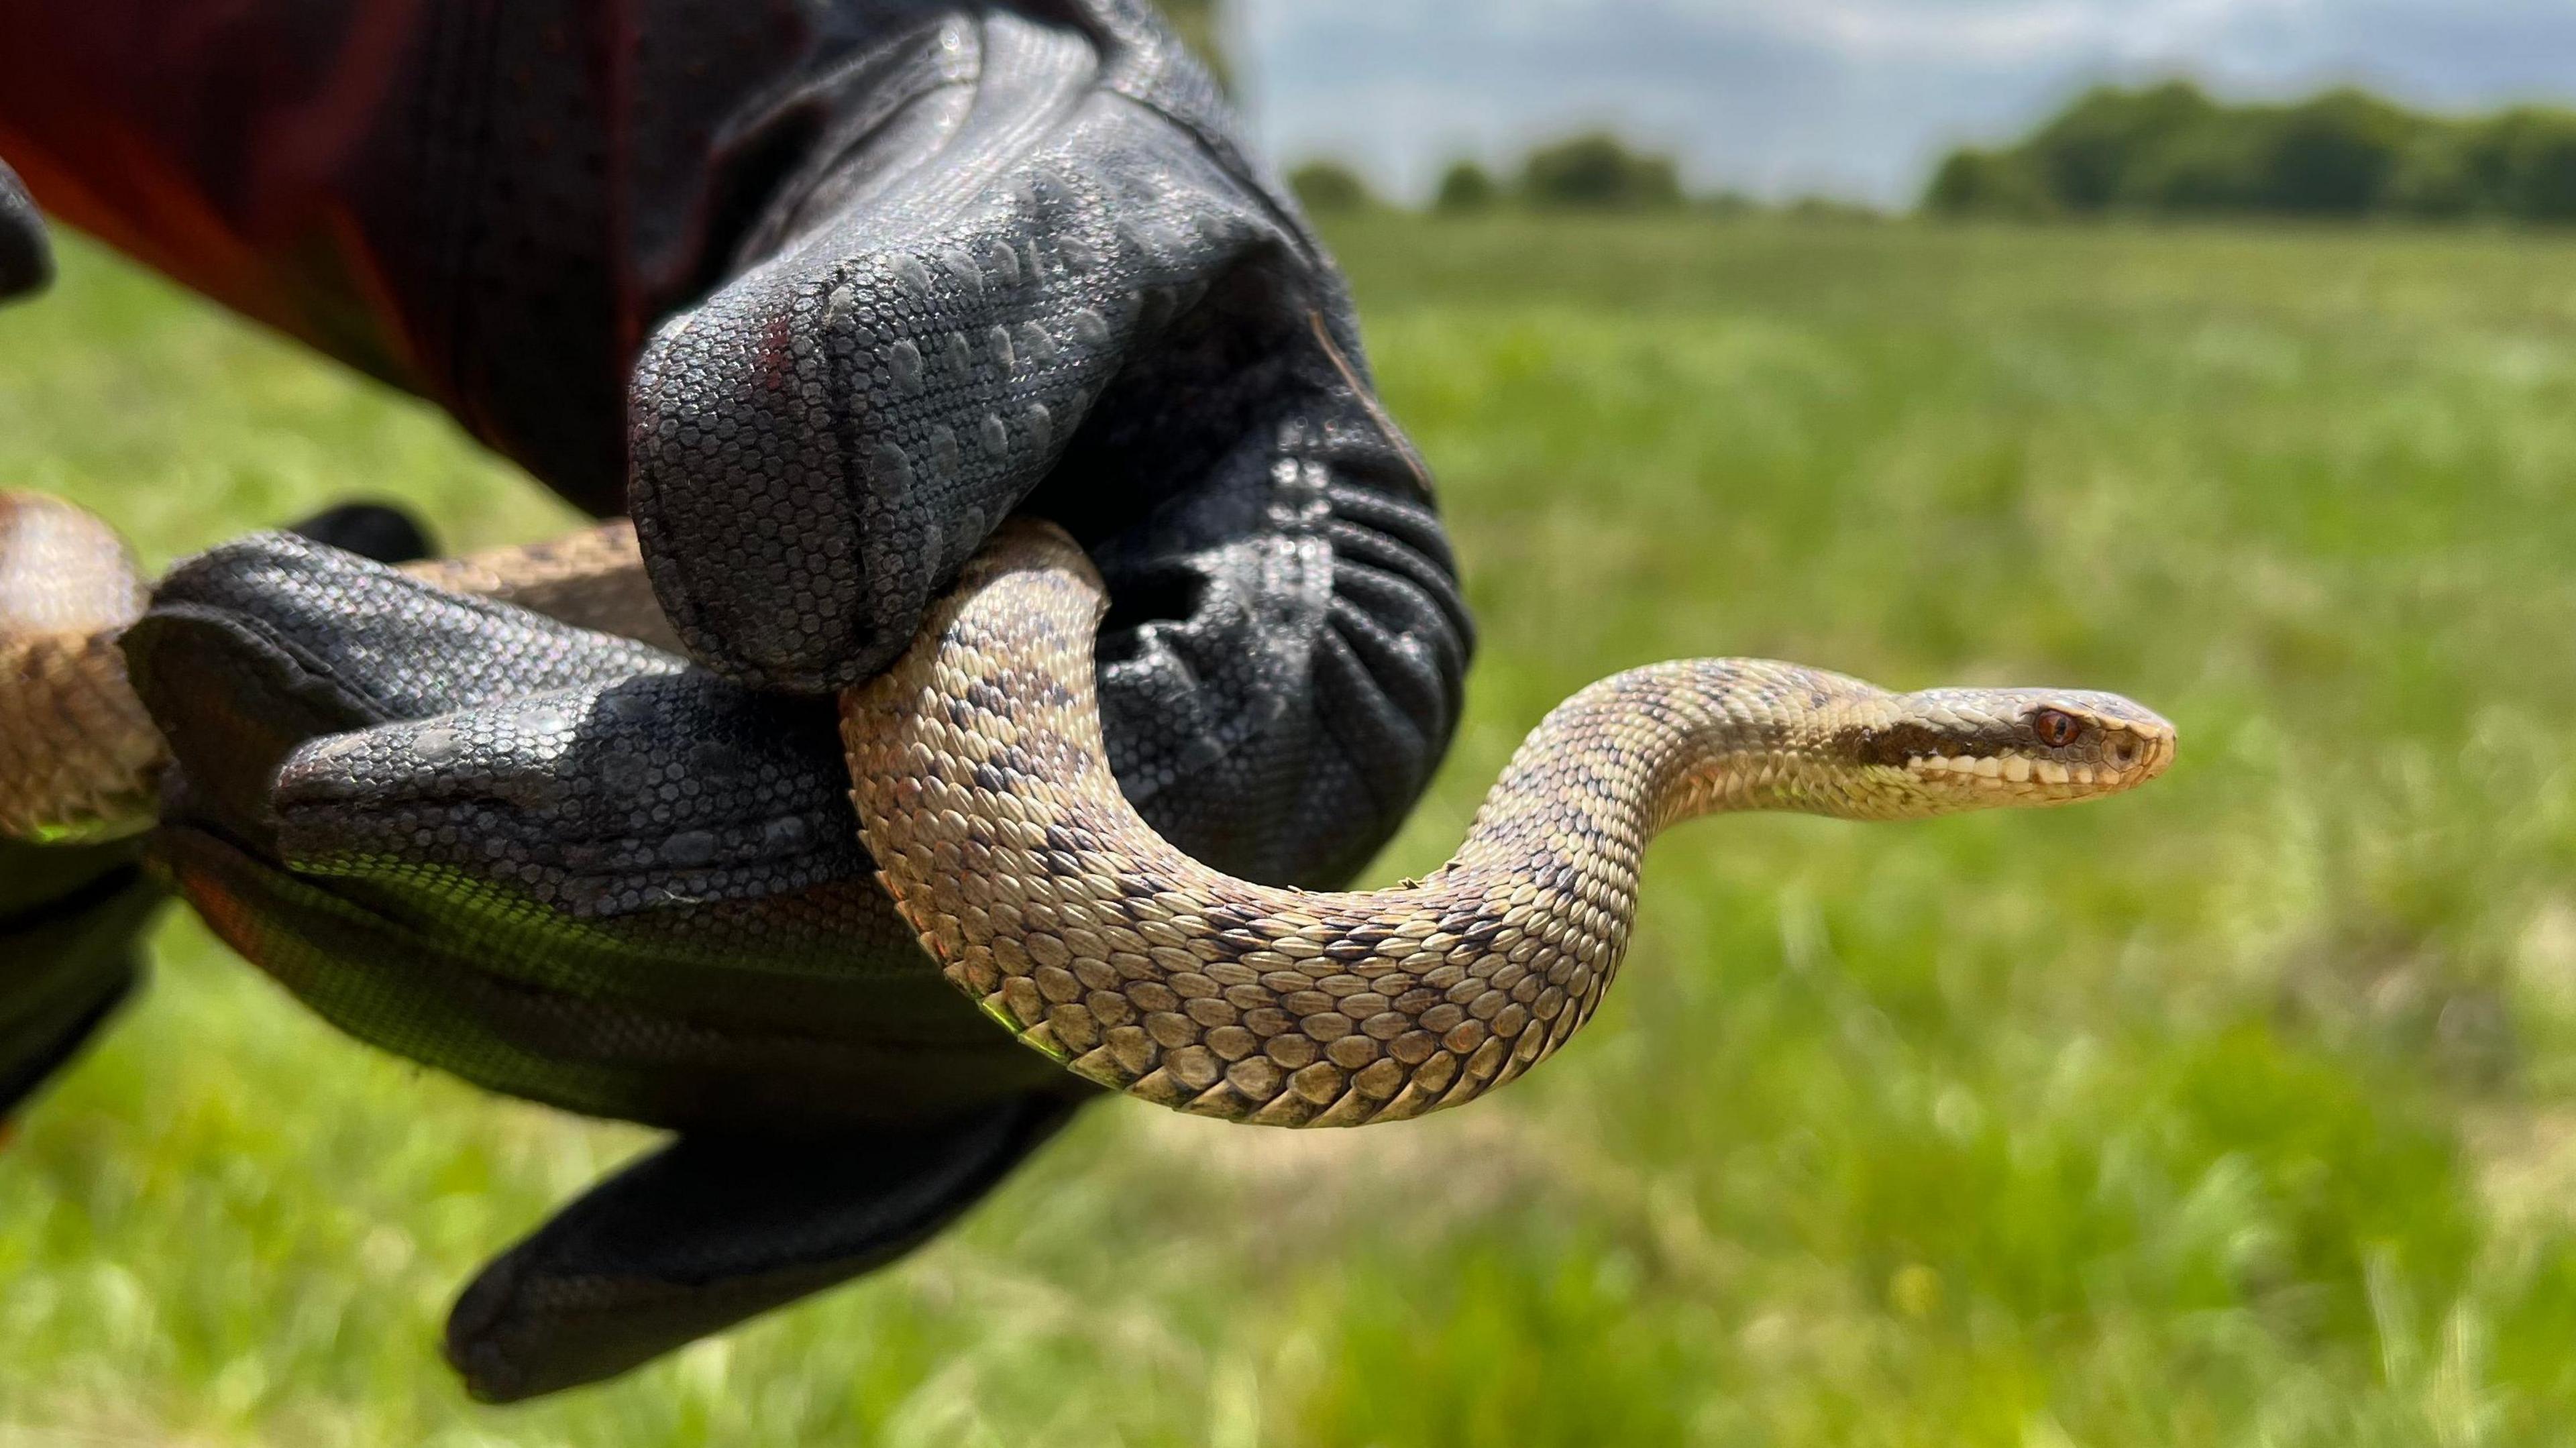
[9,215,2576,1443]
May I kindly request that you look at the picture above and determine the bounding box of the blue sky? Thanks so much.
[1228,0,2576,205]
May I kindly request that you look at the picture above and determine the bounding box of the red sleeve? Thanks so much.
[0,0,838,515]
[0,2,451,396]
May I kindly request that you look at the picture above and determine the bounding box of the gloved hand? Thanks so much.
[11,0,1474,1400]
[128,533,1090,1399]
[129,420,1465,1398]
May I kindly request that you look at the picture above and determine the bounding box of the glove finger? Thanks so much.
[154,820,1061,1131]
[258,676,1052,1101]
[0,838,156,1117]
[0,158,50,301]
[269,671,869,922]
[153,820,655,1117]
[445,1093,1081,1402]
[125,533,680,838]
[631,13,1291,689]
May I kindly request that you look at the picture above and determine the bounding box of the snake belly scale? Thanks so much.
[1,494,2176,1126]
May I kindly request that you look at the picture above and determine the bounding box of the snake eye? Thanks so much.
[2031,709,2082,748]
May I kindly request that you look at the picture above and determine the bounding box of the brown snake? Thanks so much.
[0,490,2175,1126]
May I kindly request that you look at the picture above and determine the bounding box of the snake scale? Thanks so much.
[0,490,2175,1126]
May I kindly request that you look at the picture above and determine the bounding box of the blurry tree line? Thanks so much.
[1928,81,2576,222]
[1162,3,1869,222]
[1291,134,1878,221]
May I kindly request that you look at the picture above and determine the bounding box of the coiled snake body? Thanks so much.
[0,492,2175,1126]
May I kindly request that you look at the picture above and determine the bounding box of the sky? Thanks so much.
[1226,0,2576,205]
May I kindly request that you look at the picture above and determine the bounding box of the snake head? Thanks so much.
[1848,687,2176,816]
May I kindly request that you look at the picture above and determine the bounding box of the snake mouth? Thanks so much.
[1902,744,2168,792]
[1890,701,2177,800]
[1909,753,2100,787]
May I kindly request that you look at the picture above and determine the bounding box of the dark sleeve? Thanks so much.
[0,0,940,513]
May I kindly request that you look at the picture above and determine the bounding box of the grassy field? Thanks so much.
[7,215,2576,1444]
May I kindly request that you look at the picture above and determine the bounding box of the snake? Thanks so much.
[0,490,2175,1127]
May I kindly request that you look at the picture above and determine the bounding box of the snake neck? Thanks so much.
[841,526,1904,1127]
[1452,659,1900,879]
